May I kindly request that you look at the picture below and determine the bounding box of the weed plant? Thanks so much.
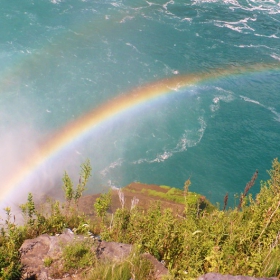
[0,161,92,280]
[86,249,155,280]
[62,239,96,271]
[99,159,280,279]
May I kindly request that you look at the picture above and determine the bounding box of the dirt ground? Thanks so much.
[78,182,185,217]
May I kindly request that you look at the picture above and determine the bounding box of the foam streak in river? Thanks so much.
[1,63,280,204]
[240,95,280,122]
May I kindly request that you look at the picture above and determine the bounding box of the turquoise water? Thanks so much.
[0,0,280,207]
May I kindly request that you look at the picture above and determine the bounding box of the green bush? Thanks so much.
[100,159,280,279]
[62,239,96,271]
[94,190,112,222]
[0,208,23,280]
[86,249,154,280]
[1,159,280,279]
[0,161,93,280]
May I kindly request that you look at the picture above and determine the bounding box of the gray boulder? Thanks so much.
[19,229,168,280]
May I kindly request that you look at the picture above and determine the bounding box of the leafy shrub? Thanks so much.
[43,256,53,267]
[0,161,93,280]
[0,208,23,280]
[94,190,112,222]
[62,239,96,271]
[100,159,280,279]
[86,249,154,280]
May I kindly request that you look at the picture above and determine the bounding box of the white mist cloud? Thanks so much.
[0,143,84,226]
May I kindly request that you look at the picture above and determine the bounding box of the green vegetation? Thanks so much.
[94,190,112,222]
[0,207,22,280]
[43,256,53,267]
[62,239,96,271]
[86,249,154,280]
[143,187,185,203]
[144,186,212,210]
[1,159,280,279]
[160,185,172,189]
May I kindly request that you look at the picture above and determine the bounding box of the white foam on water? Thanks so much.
[214,18,255,33]
[240,95,280,122]
[255,33,279,39]
[271,53,280,61]
[190,116,206,147]
[268,107,280,122]
[181,17,192,22]
[234,44,278,51]
[198,86,234,113]
[50,0,61,4]
[131,116,207,166]
[195,0,280,15]
[175,136,189,152]
[192,0,219,3]
[151,151,173,163]
[120,16,135,23]
[213,97,220,104]
[210,97,220,112]
[163,0,174,10]
[210,94,234,111]
[132,158,145,164]
[125,42,142,54]
[111,2,122,8]
[132,151,173,164]
[240,95,262,105]
[100,158,124,176]
[146,1,159,7]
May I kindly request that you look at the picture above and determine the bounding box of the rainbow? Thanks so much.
[1,62,280,203]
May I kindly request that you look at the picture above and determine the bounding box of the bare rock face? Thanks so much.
[96,240,132,260]
[142,253,169,280]
[20,229,85,280]
[19,230,168,280]
[197,273,278,280]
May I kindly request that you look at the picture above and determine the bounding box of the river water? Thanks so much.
[0,0,280,208]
